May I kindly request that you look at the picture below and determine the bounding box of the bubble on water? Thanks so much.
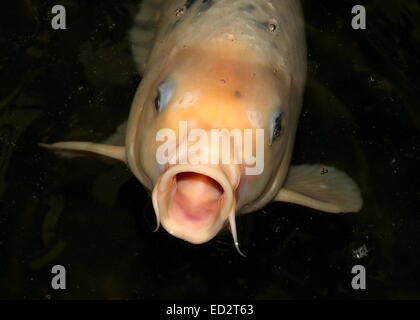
[352,244,369,259]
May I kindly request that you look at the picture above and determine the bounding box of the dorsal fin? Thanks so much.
[130,0,165,73]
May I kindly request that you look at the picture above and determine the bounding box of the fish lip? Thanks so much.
[152,163,240,244]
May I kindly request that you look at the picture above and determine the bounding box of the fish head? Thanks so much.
[127,45,292,246]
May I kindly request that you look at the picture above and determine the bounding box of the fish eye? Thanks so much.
[154,93,161,111]
[154,79,172,112]
[270,111,283,144]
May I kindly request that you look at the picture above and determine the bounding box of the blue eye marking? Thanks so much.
[155,79,172,112]
[270,111,283,144]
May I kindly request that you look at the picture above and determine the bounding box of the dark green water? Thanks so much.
[0,0,419,299]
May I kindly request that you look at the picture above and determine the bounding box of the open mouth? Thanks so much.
[151,164,240,244]
[169,172,224,225]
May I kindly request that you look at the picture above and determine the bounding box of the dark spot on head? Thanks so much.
[268,23,277,33]
[240,4,256,13]
[171,7,188,31]
[220,79,226,84]
[234,90,241,98]
[175,7,185,18]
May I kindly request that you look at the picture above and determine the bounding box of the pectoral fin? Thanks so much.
[40,142,126,162]
[275,164,362,213]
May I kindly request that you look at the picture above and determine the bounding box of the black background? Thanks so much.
[0,0,419,299]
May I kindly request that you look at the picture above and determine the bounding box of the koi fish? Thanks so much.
[42,0,362,256]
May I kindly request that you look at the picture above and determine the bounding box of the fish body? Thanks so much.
[43,0,362,254]
[129,0,306,212]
